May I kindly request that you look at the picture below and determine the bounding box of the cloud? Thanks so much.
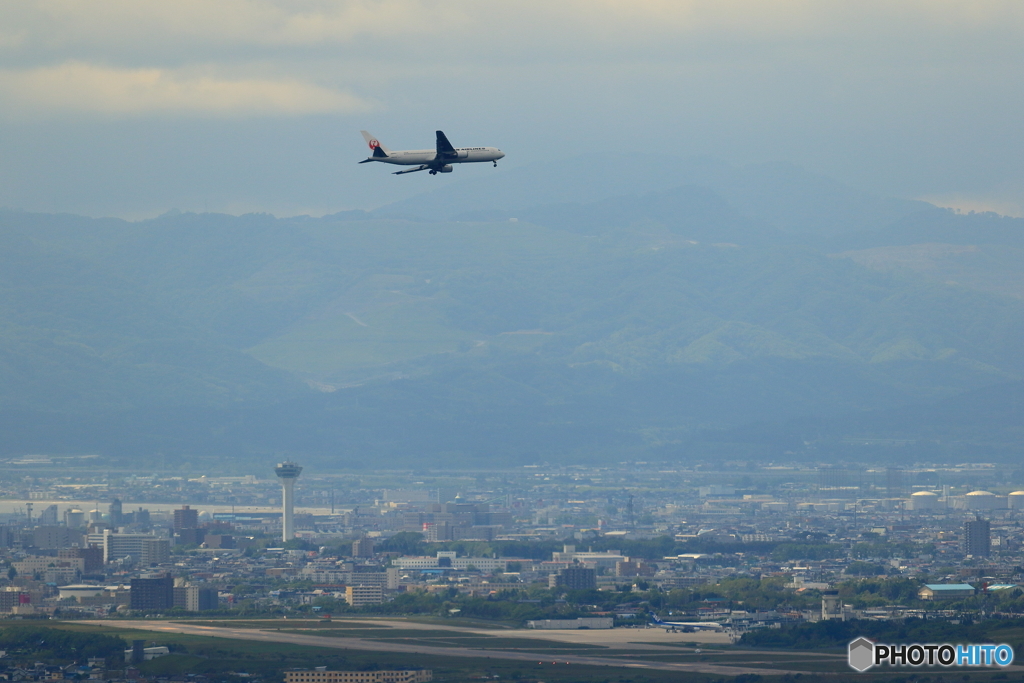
[6,3,1024,89]
[11,1,1021,59]
[14,0,466,52]
[0,62,375,116]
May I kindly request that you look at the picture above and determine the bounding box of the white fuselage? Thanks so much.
[367,147,504,166]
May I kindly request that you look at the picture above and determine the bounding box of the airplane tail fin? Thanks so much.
[436,130,456,156]
[360,130,391,157]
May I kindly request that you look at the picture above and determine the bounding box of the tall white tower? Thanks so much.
[274,461,303,542]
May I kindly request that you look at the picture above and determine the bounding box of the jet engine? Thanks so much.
[439,165,453,173]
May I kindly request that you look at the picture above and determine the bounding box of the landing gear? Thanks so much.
[493,161,498,167]
[429,170,437,175]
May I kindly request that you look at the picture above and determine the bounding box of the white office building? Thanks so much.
[102,530,170,564]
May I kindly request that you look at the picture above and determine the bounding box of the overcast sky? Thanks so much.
[1,1,1023,218]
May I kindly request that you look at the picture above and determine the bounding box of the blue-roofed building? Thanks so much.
[918,583,976,600]
[983,584,1020,593]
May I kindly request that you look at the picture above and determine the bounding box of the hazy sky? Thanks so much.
[2,1,1023,218]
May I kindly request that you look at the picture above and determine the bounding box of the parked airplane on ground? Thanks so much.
[359,130,504,175]
[649,612,724,632]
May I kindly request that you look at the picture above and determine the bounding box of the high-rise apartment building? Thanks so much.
[352,536,375,558]
[173,585,218,611]
[964,516,991,557]
[173,506,199,531]
[109,499,123,527]
[550,564,597,590]
[103,530,170,565]
[130,574,173,610]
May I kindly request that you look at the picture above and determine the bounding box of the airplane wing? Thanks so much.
[392,165,430,175]
[436,130,457,158]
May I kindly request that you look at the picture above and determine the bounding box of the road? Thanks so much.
[86,620,805,677]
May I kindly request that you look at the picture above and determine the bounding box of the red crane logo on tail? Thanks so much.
[368,139,380,150]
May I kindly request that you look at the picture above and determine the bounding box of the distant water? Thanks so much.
[0,499,340,518]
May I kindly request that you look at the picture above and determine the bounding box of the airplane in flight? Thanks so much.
[649,612,724,633]
[359,130,505,175]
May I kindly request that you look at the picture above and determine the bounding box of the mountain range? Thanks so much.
[2,156,1022,470]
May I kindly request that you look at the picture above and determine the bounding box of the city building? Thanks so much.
[614,559,654,577]
[352,536,375,558]
[549,564,597,590]
[173,585,218,611]
[821,590,842,619]
[177,527,206,546]
[550,545,624,569]
[918,584,976,601]
[109,499,123,526]
[33,525,80,549]
[130,573,174,610]
[964,516,991,557]
[58,584,105,601]
[103,530,171,564]
[123,645,170,661]
[13,555,84,576]
[59,546,104,572]
[173,505,199,531]
[203,533,234,549]
[526,618,613,629]
[345,585,384,607]
[37,505,59,525]
[0,588,31,613]
[393,551,514,573]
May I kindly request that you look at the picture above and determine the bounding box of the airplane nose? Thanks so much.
[498,151,505,159]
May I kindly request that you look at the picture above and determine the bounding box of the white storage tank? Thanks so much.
[910,491,939,510]
[64,509,85,528]
[1008,491,1024,509]
[965,490,1000,510]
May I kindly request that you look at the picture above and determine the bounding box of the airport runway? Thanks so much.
[363,619,734,648]
[86,620,804,676]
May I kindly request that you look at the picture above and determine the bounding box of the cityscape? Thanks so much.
[2,459,1022,629]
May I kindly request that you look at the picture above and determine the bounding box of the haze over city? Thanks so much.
[2,2,1024,681]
